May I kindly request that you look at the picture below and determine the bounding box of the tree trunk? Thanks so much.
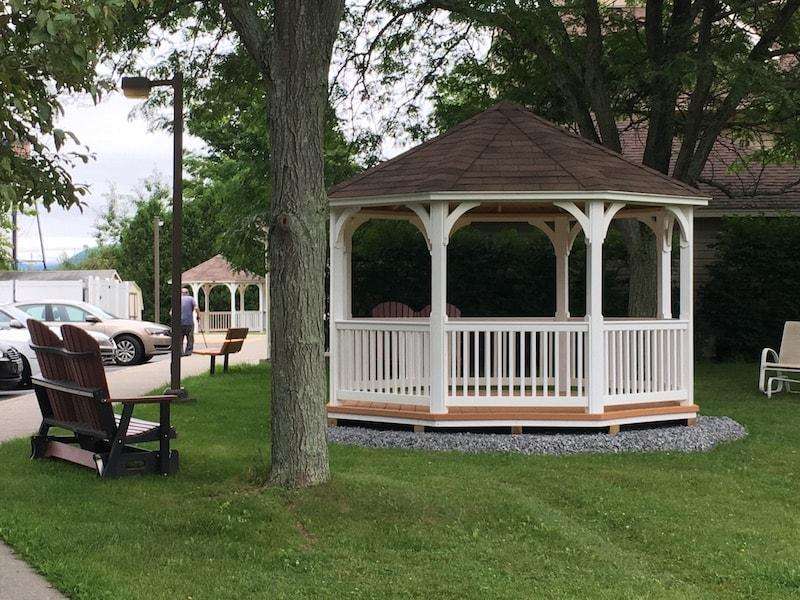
[264,1,342,487]
[220,0,343,487]
[616,221,657,317]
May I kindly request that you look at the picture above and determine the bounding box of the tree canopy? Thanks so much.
[0,0,135,211]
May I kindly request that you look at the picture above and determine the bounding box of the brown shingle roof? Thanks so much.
[329,102,707,200]
[182,255,262,284]
[620,127,800,213]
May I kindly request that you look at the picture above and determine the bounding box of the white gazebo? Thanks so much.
[182,255,269,334]
[326,102,709,432]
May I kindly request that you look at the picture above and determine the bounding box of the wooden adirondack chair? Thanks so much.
[759,321,800,397]
[28,320,179,478]
[370,301,416,318]
[193,327,249,375]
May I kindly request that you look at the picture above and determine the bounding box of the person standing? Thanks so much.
[180,286,199,356]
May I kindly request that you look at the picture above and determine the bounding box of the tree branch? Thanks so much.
[219,0,272,80]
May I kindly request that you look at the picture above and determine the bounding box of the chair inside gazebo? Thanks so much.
[326,103,707,431]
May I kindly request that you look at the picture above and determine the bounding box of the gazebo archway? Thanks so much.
[326,102,707,431]
[182,255,269,338]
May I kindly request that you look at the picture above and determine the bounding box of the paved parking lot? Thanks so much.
[0,338,231,402]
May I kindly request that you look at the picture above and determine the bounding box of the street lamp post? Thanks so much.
[122,73,186,398]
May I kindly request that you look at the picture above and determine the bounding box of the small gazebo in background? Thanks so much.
[182,255,268,334]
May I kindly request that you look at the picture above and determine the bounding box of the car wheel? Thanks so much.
[140,355,154,364]
[20,356,32,388]
[114,335,144,366]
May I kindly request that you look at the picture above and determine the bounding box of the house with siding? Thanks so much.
[620,129,800,290]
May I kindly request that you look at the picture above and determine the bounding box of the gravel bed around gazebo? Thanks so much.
[328,416,746,456]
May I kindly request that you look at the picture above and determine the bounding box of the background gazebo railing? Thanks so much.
[201,310,264,332]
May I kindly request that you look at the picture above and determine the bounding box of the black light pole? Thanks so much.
[122,73,186,398]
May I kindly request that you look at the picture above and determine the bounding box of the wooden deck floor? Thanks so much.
[327,400,699,428]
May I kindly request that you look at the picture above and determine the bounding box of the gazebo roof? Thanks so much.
[182,255,263,284]
[329,102,708,202]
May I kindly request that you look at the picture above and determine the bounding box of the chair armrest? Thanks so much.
[32,377,103,400]
[109,395,178,405]
[761,348,778,366]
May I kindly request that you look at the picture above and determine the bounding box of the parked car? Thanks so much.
[11,300,171,366]
[0,340,24,390]
[0,305,117,387]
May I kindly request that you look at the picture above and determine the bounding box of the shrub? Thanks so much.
[699,216,800,360]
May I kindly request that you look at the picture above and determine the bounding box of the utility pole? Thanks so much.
[11,205,17,302]
[11,207,17,270]
[154,216,160,323]
[35,208,46,269]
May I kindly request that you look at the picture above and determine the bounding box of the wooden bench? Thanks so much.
[193,327,249,375]
[28,320,179,478]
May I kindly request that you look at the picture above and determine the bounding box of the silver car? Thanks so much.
[0,305,116,387]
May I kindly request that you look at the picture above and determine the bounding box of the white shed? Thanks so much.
[0,270,143,320]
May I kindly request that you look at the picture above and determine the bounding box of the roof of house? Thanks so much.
[182,255,263,284]
[0,269,120,282]
[620,128,800,213]
[329,102,707,201]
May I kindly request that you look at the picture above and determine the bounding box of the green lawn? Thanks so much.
[0,363,799,599]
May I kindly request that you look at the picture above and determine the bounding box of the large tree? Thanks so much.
[216,0,345,487]
[346,0,800,315]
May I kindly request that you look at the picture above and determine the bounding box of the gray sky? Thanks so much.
[16,91,205,265]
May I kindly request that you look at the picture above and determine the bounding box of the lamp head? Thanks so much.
[121,76,152,99]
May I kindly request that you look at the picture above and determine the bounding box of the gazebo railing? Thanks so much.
[202,310,264,332]
[445,321,589,407]
[603,320,689,404]
[334,319,431,405]
[332,318,690,410]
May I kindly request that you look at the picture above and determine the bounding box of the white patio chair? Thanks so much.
[759,321,800,397]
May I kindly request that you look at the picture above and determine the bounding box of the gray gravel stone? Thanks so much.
[327,416,746,456]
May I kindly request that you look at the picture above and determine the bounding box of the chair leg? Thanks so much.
[210,355,215,375]
[159,402,171,475]
[101,404,133,478]
[223,353,229,373]
[30,422,50,459]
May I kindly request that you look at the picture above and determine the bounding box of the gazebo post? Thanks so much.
[238,285,246,327]
[202,284,211,331]
[227,283,238,328]
[429,202,448,414]
[554,218,571,395]
[586,200,606,415]
[656,214,675,319]
[554,219,571,321]
[678,206,694,406]
[329,211,353,406]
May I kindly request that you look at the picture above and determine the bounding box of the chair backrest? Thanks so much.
[418,304,462,318]
[27,319,78,424]
[370,302,416,318]
[779,321,800,366]
[221,327,249,354]
[59,324,116,435]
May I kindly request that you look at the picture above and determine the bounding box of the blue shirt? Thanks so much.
[180,295,197,326]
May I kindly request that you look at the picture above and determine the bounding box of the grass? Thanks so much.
[0,363,799,599]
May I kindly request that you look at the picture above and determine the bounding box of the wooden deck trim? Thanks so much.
[327,401,698,423]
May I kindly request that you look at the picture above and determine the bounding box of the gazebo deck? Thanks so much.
[327,399,699,429]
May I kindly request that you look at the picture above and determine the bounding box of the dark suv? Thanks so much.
[0,341,24,390]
